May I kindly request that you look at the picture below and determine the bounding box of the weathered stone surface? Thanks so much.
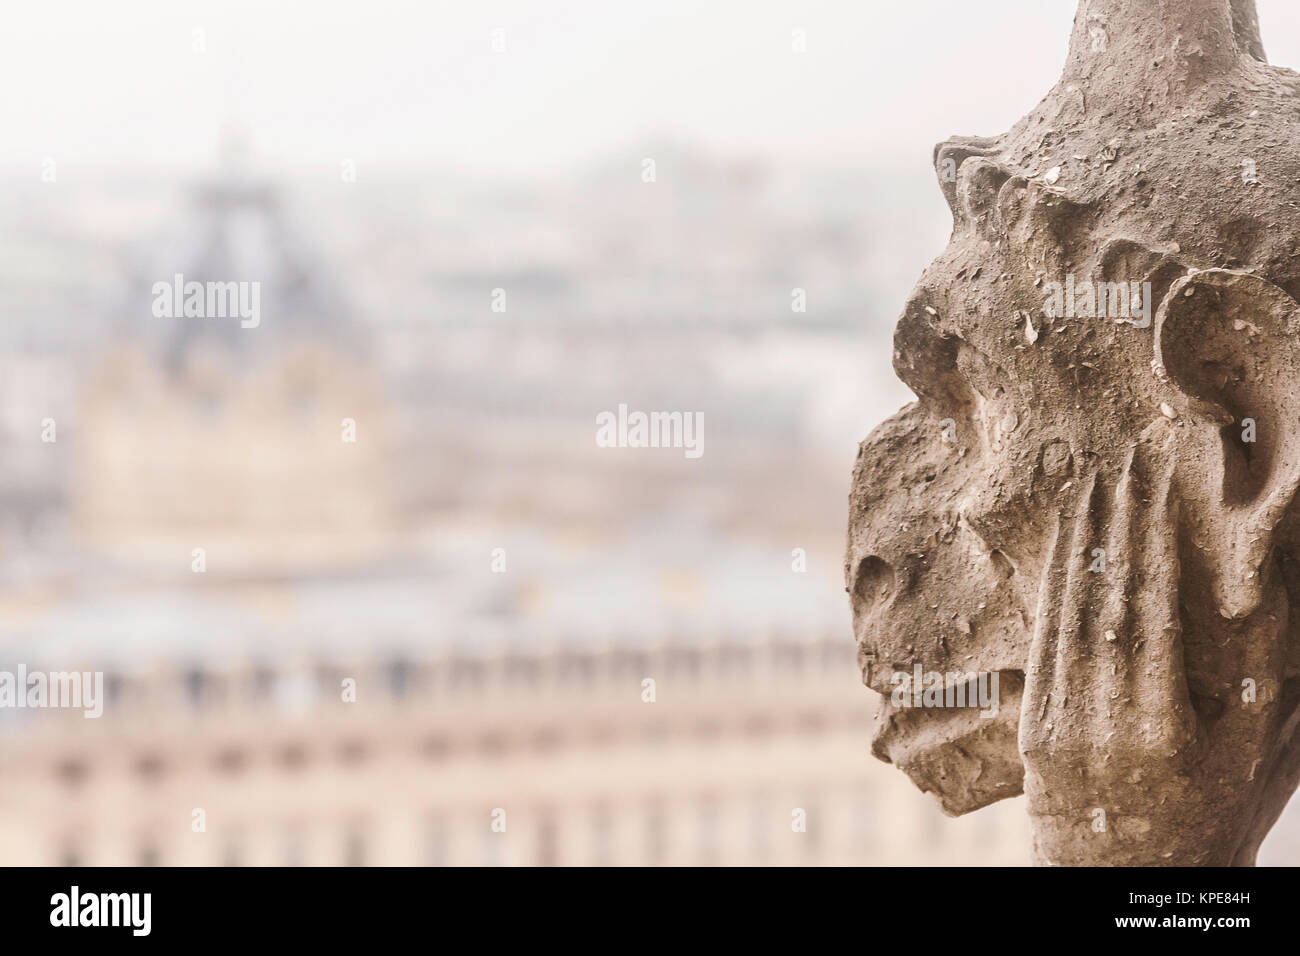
[847,0,1300,865]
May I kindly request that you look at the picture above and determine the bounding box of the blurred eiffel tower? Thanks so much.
[129,127,361,375]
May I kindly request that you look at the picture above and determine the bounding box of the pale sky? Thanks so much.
[4,1,1300,176]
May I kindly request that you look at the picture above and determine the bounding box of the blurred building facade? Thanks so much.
[0,633,1029,866]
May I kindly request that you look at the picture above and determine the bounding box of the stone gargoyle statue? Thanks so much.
[847,0,1300,865]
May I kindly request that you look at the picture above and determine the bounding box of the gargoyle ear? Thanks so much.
[1155,268,1300,618]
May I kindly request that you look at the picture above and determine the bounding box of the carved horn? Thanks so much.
[1062,0,1265,95]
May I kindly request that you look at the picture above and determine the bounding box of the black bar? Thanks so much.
[0,865,1278,943]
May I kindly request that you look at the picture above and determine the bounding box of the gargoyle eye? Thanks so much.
[955,158,1012,233]
[933,138,999,218]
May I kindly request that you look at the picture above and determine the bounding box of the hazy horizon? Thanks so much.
[7,0,1299,179]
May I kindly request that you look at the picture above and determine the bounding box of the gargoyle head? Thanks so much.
[848,0,1300,863]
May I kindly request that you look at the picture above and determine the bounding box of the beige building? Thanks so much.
[76,342,391,571]
[0,633,1031,866]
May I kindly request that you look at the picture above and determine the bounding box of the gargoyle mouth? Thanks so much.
[871,670,1026,815]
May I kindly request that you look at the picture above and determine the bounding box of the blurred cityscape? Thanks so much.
[7,134,1295,865]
